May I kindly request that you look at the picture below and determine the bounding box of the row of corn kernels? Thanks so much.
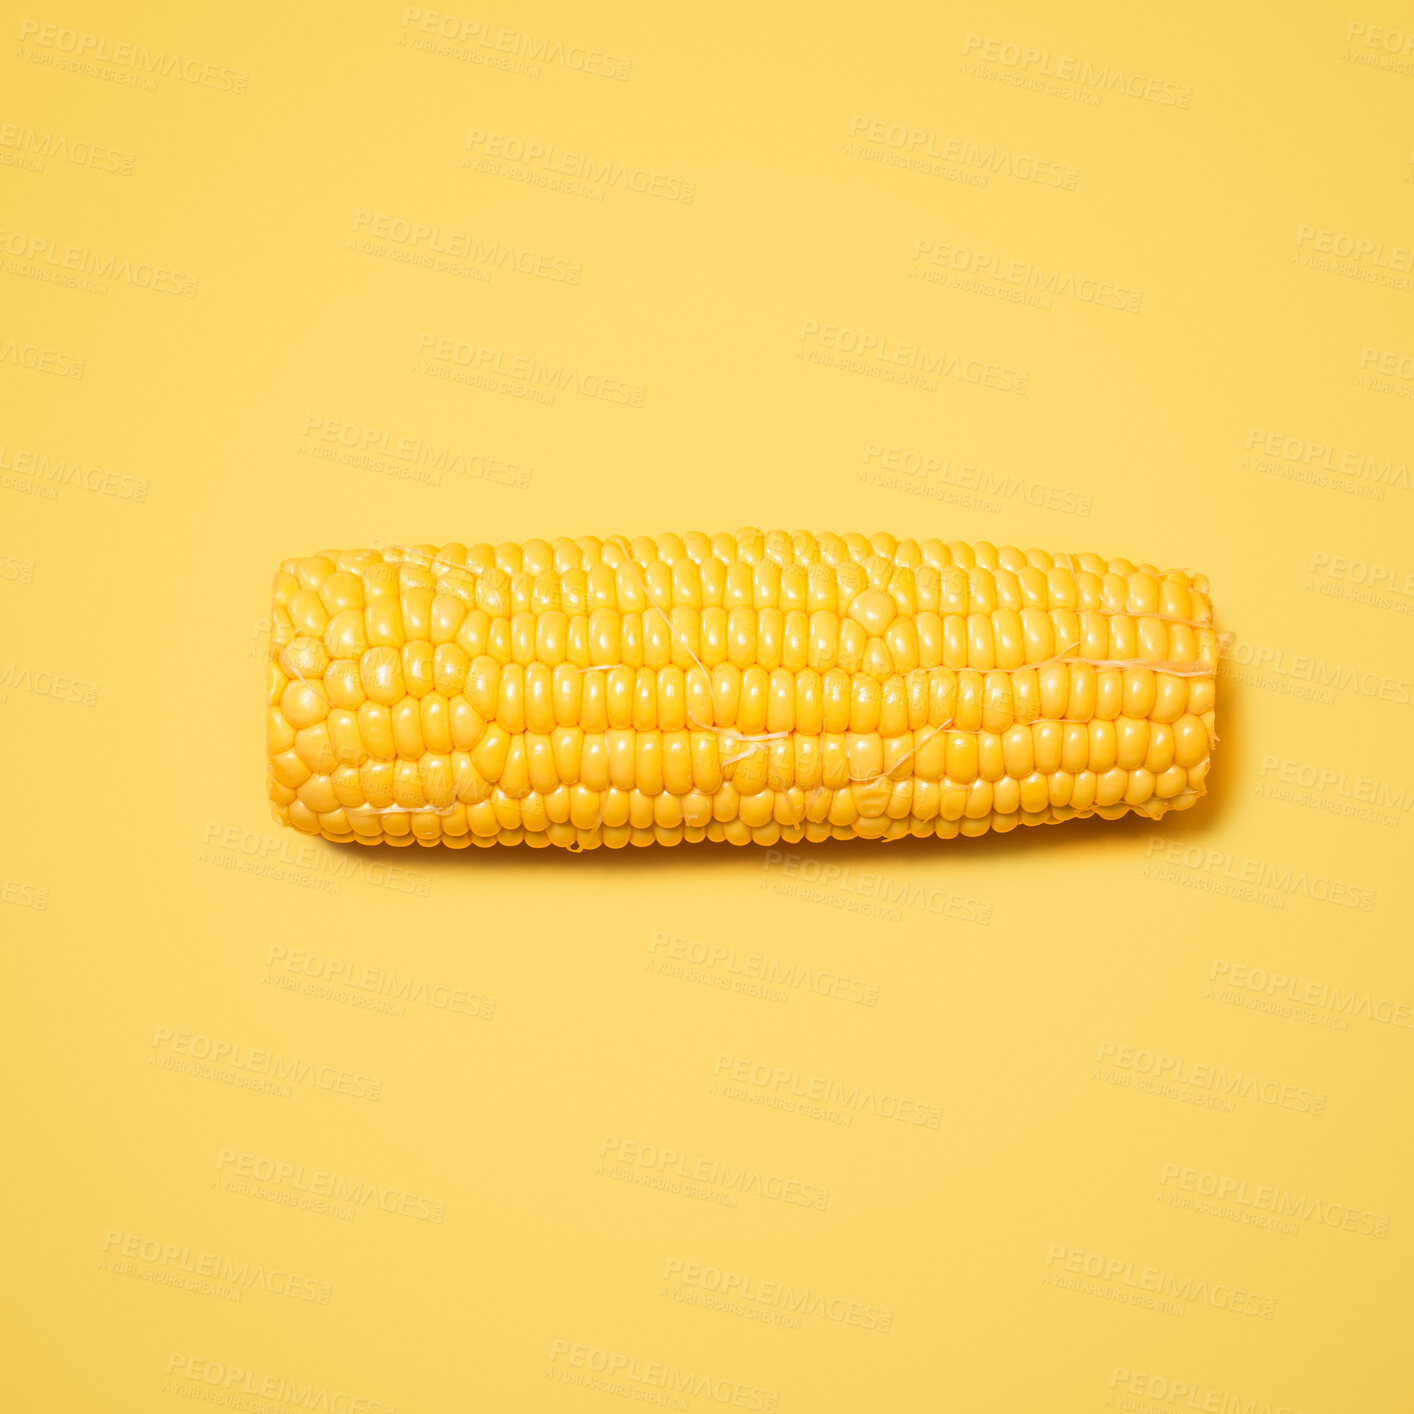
[276,659,1213,739]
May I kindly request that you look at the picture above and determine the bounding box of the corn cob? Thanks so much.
[266,531,1218,850]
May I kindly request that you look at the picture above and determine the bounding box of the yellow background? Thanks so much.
[4,3,1412,1409]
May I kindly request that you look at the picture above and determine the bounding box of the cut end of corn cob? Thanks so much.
[266,531,1218,850]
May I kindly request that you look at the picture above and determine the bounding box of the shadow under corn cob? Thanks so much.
[266,529,1218,850]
